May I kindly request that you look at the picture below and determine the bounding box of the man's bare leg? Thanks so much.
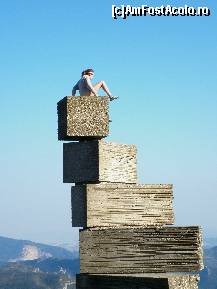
[93,81,112,97]
[91,81,118,101]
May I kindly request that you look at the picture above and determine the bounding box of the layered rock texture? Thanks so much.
[71,183,174,227]
[57,95,203,288]
[80,227,203,274]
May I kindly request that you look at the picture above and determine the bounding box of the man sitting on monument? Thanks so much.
[72,68,118,101]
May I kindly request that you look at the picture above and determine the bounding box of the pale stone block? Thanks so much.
[57,96,109,140]
[71,184,174,228]
[80,226,203,274]
[76,274,199,289]
[63,140,137,183]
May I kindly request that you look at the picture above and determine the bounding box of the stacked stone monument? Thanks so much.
[58,95,204,289]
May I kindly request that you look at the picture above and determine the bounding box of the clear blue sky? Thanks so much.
[0,0,216,247]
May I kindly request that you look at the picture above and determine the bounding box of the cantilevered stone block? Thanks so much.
[80,226,203,274]
[63,140,137,183]
[76,274,199,289]
[57,96,109,140]
[71,183,174,228]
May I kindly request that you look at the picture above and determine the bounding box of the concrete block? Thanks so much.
[76,274,199,289]
[80,226,203,274]
[71,184,174,228]
[57,96,109,140]
[63,140,137,183]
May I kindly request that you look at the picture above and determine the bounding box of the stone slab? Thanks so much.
[63,140,137,183]
[57,96,109,140]
[76,274,199,289]
[80,226,203,274]
[71,184,174,228]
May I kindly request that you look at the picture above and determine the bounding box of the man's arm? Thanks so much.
[72,82,79,96]
[84,76,98,96]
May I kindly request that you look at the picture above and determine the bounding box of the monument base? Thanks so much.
[76,274,199,289]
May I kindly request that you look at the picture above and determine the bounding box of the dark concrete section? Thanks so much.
[71,185,87,227]
[76,274,199,289]
[63,141,99,183]
[80,227,203,274]
[57,96,109,140]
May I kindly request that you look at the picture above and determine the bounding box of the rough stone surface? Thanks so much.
[98,141,137,183]
[63,140,137,183]
[76,274,199,289]
[57,96,109,140]
[168,275,199,289]
[80,226,203,274]
[71,184,174,228]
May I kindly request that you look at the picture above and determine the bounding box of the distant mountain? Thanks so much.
[22,257,79,277]
[0,262,75,289]
[204,238,217,249]
[199,246,217,289]
[3,235,217,289]
[53,242,79,255]
[205,246,217,259]
[0,236,75,264]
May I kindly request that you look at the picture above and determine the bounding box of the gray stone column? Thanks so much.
[57,95,204,289]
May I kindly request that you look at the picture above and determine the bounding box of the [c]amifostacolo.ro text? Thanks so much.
[111,4,211,19]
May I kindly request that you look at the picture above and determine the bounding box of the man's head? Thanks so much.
[82,68,94,79]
